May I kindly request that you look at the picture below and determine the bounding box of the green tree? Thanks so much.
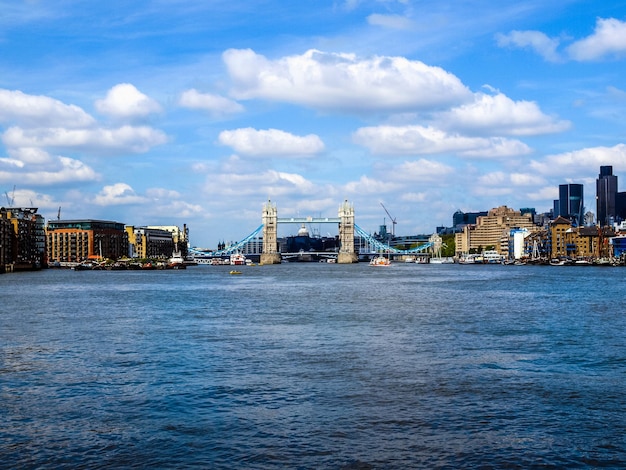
[441,234,456,257]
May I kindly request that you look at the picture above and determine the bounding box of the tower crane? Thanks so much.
[5,185,15,206]
[380,202,397,237]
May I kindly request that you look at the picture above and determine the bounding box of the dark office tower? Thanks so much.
[596,165,617,226]
[558,183,584,226]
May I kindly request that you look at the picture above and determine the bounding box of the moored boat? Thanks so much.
[369,255,391,266]
[230,253,246,265]
[168,250,187,269]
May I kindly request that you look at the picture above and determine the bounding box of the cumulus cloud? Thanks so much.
[498,19,626,62]
[8,147,53,164]
[530,143,626,176]
[477,171,546,187]
[527,186,559,201]
[3,125,168,153]
[567,18,626,61]
[143,188,205,218]
[391,159,455,182]
[223,48,471,112]
[218,127,325,157]
[343,175,403,195]
[95,83,162,119]
[495,30,561,62]
[353,124,531,157]
[179,89,244,117]
[6,188,59,209]
[0,151,99,185]
[439,92,570,136]
[207,170,318,197]
[0,89,95,128]
[93,183,147,206]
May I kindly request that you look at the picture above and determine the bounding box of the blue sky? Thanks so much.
[2,0,626,247]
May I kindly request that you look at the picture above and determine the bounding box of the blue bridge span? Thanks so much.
[189,219,433,259]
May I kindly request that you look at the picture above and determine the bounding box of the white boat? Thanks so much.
[370,255,391,266]
[168,250,186,269]
[458,254,476,264]
[483,250,504,264]
[430,257,454,264]
[230,253,246,265]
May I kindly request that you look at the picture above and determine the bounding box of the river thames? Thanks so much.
[1,263,625,469]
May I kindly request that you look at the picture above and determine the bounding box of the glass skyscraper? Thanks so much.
[557,183,584,226]
[596,165,618,226]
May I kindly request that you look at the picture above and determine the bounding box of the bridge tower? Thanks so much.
[337,199,358,264]
[260,199,281,265]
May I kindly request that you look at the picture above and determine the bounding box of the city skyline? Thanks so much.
[2,1,626,246]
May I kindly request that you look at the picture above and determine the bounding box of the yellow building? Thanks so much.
[125,226,175,259]
[455,205,538,255]
[549,217,611,259]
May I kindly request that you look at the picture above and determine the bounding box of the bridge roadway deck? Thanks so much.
[277,217,341,224]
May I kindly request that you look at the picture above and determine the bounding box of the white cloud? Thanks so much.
[93,183,147,206]
[0,152,99,185]
[3,125,168,153]
[477,171,546,187]
[0,157,24,168]
[223,48,471,112]
[5,188,58,208]
[440,92,570,136]
[353,124,531,157]
[95,83,162,119]
[179,89,244,117]
[144,189,205,218]
[207,170,318,198]
[530,143,626,176]
[399,192,427,203]
[495,30,561,62]
[218,128,324,157]
[343,175,402,195]
[8,147,53,164]
[367,14,413,30]
[0,89,95,128]
[391,159,455,182]
[509,172,547,186]
[527,186,559,202]
[567,18,626,61]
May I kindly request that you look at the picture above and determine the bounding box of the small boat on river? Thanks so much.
[369,255,391,266]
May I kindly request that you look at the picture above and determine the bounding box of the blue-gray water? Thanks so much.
[1,263,625,469]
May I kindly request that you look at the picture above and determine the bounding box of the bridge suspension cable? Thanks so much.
[354,224,433,254]
[190,224,264,256]
[191,223,433,257]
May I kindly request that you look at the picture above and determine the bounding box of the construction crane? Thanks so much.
[57,206,62,220]
[380,202,397,237]
[4,185,15,206]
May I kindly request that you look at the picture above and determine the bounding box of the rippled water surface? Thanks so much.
[2,263,625,468]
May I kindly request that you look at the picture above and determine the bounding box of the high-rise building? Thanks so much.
[596,165,618,226]
[556,184,584,226]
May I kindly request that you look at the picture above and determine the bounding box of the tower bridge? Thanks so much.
[189,199,433,263]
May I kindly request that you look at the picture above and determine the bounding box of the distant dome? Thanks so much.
[297,224,309,237]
